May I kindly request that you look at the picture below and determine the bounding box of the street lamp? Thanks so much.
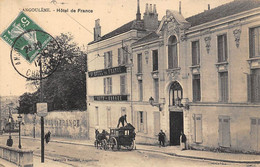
[18,114,22,149]
[149,97,164,111]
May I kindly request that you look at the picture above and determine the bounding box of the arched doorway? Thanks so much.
[169,81,183,145]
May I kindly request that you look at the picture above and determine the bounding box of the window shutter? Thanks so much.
[247,74,252,102]
[224,35,228,61]
[103,78,106,94]
[249,28,255,58]
[192,42,197,65]
[173,44,178,68]
[118,48,121,65]
[137,111,140,132]
[195,115,202,143]
[109,78,112,94]
[144,111,148,133]
[123,47,128,64]
[168,46,173,69]
[218,118,223,146]
[109,51,112,67]
[104,52,107,68]
[218,36,223,62]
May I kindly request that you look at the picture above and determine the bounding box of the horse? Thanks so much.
[95,129,109,149]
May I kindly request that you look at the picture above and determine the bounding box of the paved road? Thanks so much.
[0,135,259,167]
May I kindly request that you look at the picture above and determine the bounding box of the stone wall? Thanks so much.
[18,111,89,139]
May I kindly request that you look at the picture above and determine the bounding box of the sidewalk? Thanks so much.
[23,136,260,164]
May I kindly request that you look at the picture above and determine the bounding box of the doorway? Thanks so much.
[170,111,183,145]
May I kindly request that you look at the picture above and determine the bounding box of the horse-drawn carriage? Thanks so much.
[94,123,136,151]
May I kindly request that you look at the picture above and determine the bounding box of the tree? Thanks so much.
[18,33,87,113]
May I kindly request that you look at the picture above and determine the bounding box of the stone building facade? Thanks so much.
[87,0,260,152]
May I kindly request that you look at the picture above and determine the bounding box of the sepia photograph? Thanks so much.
[0,0,260,166]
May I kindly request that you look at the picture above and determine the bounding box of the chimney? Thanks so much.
[153,4,157,14]
[94,19,101,41]
[149,4,153,13]
[136,0,141,20]
[145,3,148,14]
[179,1,181,14]
[208,4,210,10]
[143,4,158,31]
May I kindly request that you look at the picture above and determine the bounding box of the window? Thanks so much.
[217,34,228,62]
[138,80,143,101]
[249,27,260,58]
[193,74,201,102]
[104,51,112,68]
[154,79,159,103]
[194,114,202,143]
[168,35,178,69]
[154,112,160,136]
[137,53,142,73]
[219,72,228,102]
[95,106,99,126]
[107,107,111,128]
[103,77,112,94]
[248,69,260,102]
[152,50,158,71]
[120,75,127,94]
[192,41,200,65]
[169,81,183,106]
[137,111,147,133]
[118,46,128,65]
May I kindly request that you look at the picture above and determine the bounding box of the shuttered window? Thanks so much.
[194,114,202,143]
[219,72,228,102]
[192,41,200,65]
[118,46,128,65]
[193,74,201,102]
[218,116,231,147]
[137,53,142,73]
[104,77,112,94]
[120,75,127,94]
[104,51,112,68]
[249,69,260,102]
[137,111,147,133]
[168,36,178,69]
[217,34,228,62]
[152,50,158,71]
[249,27,260,58]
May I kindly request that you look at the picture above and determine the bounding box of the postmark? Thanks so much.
[10,29,62,80]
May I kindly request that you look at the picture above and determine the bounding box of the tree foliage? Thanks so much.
[18,33,87,114]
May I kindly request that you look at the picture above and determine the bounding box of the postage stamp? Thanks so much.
[1,11,52,63]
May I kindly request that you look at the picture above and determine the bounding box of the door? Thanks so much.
[170,111,183,145]
[219,117,230,147]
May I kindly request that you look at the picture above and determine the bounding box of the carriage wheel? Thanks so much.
[110,137,118,151]
[127,140,135,151]
[94,140,98,149]
[101,139,108,150]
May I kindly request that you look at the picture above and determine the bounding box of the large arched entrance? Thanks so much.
[169,81,183,145]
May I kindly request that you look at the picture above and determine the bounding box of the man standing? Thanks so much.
[117,114,127,127]
[180,131,187,150]
[158,130,166,147]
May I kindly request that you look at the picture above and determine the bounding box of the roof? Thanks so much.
[132,32,159,46]
[186,0,260,27]
[88,20,145,45]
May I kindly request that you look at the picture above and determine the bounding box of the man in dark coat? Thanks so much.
[45,131,51,144]
[180,131,187,150]
[6,136,13,147]
[158,130,166,147]
[117,114,127,128]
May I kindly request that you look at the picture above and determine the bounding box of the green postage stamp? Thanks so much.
[1,11,51,63]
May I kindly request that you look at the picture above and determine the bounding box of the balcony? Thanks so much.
[215,62,228,72]
[247,57,260,69]
[189,65,200,74]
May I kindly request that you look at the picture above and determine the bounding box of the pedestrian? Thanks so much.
[180,131,187,150]
[117,114,127,128]
[158,130,166,147]
[45,131,51,144]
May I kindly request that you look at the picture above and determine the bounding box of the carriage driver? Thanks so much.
[117,114,127,127]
